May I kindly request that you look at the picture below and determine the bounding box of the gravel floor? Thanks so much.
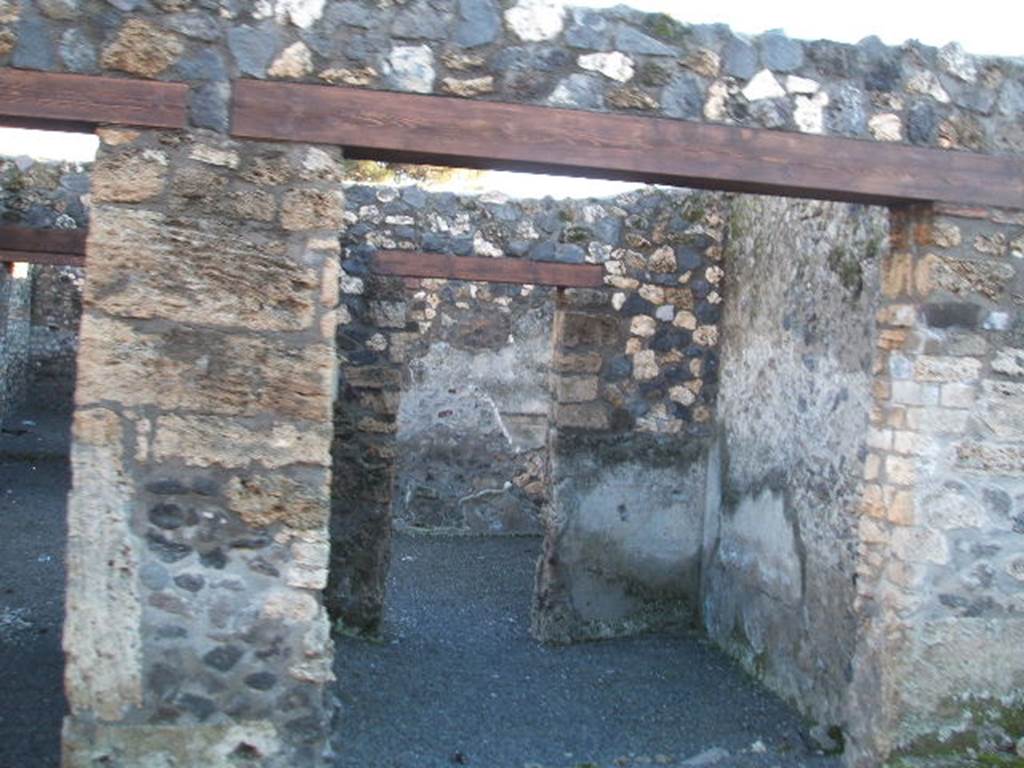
[0,394,843,768]
[0,389,72,768]
[332,535,842,768]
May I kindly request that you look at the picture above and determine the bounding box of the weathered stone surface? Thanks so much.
[454,0,500,48]
[383,44,435,93]
[227,25,277,77]
[100,19,183,77]
[64,408,143,721]
[707,194,885,735]
[548,73,605,109]
[662,74,703,119]
[62,721,284,768]
[758,31,803,72]
[86,207,321,331]
[58,28,96,72]
[280,188,346,230]
[227,471,330,529]
[268,40,312,78]
[152,414,332,469]
[391,0,448,41]
[440,75,494,97]
[90,149,167,203]
[76,315,334,421]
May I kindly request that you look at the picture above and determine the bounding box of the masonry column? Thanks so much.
[533,192,725,643]
[62,128,344,766]
[847,204,1024,765]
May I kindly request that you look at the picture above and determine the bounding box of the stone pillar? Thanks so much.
[327,252,405,636]
[62,128,344,766]
[533,192,725,643]
[847,204,1024,765]
[0,261,32,426]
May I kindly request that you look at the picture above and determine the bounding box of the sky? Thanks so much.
[1,1,1020,197]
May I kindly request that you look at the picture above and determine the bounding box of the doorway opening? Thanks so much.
[325,158,887,766]
[0,125,97,767]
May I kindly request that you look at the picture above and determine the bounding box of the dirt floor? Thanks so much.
[0,392,841,768]
[332,534,842,768]
[0,387,71,768]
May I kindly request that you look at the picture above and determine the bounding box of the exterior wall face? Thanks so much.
[847,205,1024,764]
[62,129,342,766]
[707,197,886,733]
[0,263,32,426]
[1,1,1022,155]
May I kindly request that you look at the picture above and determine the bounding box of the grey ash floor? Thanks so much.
[332,535,841,768]
[0,388,71,768]
[0,393,840,768]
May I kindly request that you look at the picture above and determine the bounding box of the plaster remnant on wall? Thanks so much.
[63,408,143,721]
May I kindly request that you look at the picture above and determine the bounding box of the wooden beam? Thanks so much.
[372,250,604,288]
[0,70,188,129]
[232,80,1024,209]
[0,249,85,267]
[0,226,87,256]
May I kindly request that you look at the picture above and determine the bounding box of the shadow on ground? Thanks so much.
[332,535,842,768]
[0,388,71,768]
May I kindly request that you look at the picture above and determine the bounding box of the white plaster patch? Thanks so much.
[578,51,634,83]
[504,0,565,42]
[717,489,802,605]
[274,0,325,28]
[742,70,785,102]
[794,91,829,134]
[784,75,819,94]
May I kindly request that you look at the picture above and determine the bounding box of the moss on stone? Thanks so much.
[828,245,864,297]
[888,698,1024,768]
[643,13,689,43]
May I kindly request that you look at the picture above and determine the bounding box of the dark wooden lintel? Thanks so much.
[372,250,604,288]
[0,69,188,129]
[0,226,87,266]
[232,80,1024,210]
[0,226,87,255]
[0,249,85,267]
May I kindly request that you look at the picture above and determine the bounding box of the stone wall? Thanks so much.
[3,2,1023,765]
[706,196,887,734]
[394,277,554,536]
[847,203,1024,764]
[61,128,342,767]
[29,262,84,390]
[327,181,727,639]
[1,1,1021,156]
[0,262,32,426]
[1,155,90,393]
